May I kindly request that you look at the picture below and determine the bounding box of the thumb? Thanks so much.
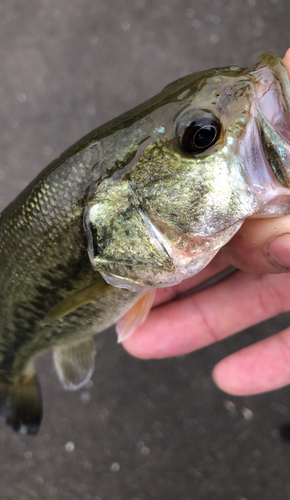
[222,215,290,274]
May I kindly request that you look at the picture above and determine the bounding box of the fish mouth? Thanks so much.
[252,52,290,144]
[240,53,290,214]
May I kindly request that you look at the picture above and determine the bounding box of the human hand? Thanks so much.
[122,49,290,397]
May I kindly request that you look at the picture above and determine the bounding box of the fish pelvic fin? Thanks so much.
[0,369,42,435]
[53,336,96,391]
[116,289,156,342]
[43,279,116,323]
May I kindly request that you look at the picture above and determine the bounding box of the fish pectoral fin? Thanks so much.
[0,369,42,435]
[43,279,116,323]
[53,336,96,391]
[116,289,156,342]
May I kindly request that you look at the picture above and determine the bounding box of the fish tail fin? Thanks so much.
[0,369,42,435]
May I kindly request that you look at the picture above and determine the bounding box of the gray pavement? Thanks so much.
[1,0,290,499]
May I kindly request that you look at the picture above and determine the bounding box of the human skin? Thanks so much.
[122,48,290,397]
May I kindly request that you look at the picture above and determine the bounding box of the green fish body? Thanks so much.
[1,52,290,434]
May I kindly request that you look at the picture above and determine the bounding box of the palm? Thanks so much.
[123,250,290,396]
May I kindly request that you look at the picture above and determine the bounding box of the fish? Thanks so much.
[1,52,290,435]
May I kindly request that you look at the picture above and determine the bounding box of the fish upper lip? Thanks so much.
[251,57,290,134]
[253,70,282,128]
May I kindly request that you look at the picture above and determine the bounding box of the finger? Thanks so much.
[154,251,231,307]
[122,270,290,358]
[222,215,290,274]
[213,325,290,395]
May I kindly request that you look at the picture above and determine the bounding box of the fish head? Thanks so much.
[85,53,290,290]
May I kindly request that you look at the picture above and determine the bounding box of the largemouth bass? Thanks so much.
[1,52,290,434]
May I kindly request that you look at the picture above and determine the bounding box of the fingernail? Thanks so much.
[266,233,290,270]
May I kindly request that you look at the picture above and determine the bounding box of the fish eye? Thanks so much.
[176,109,221,154]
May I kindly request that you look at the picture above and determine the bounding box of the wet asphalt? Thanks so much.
[1,1,290,499]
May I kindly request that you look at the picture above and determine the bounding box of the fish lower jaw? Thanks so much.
[100,222,243,291]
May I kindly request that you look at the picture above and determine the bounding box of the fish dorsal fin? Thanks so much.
[44,279,116,323]
[116,289,155,342]
[53,337,96,391]
[0,368,42,435]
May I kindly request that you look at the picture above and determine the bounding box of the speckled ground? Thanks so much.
[1,1,290,499]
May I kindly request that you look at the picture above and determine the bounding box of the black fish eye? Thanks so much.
[176,110,221,154]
